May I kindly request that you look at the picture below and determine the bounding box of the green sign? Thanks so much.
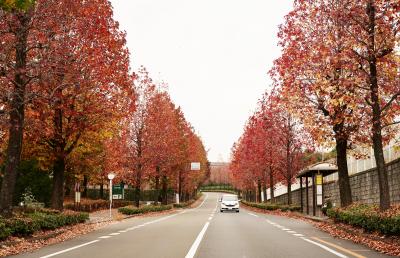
[112,183,124,199]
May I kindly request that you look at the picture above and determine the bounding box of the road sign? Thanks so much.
[191,162,201,171]
[112,183,124,199]
[316,174,323,185]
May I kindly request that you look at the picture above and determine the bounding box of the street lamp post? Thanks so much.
[107,173,115,219]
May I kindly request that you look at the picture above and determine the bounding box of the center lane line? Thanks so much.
[185,222,210,258]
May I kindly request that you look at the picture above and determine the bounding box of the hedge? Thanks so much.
[242,200,301,212]
[0,220,11,240]
[327,204,400,235]
[0,210,89,240]
[173,193,202,208]
[64,199,133,212]
[118,205,172,215]
[200,189,238,195]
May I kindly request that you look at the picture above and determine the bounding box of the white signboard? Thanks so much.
[316,185,323,205]
[191,162,201,171]
[317,195,323,206]
[113,194,123,200]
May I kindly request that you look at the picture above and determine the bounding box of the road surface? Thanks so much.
[14,193,390,258]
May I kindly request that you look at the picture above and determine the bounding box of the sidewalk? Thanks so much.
[88,208,122,223]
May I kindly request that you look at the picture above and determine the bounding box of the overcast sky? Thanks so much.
[110,0,294,162]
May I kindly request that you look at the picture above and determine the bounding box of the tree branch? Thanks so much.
[381,92,400,113]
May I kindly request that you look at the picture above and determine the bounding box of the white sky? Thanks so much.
[110,0,294,162]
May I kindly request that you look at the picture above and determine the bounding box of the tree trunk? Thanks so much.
[366,0,390,211]
[335,136,352,207]
[372,130,390,210]
[257,180,261,203]
[287,180,292,205]
[134,164,142,207]
[161,175,168,205]
[155,166,161,203]
[178,170,182,202]
[82,175,88,198]
[51,155,65,210]
[0,11,31,216]
[50,106,66,211]
[100,181,104,199]
[269,167,274,203]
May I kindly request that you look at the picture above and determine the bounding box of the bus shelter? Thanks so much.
[297,162,337,216]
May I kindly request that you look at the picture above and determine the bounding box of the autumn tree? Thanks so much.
[122,67,155,207]
[25,0,131,210]
[340,0,400,210]
[271,0,371,207]
[144,91,180,204]
[0,1,42,214]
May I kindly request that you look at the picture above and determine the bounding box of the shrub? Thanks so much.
[64,199,133,212]
[242,201,301,212]
[327,203,400,235]
[0,220,11,240]
[118,205,172,215]
[13,159,52,206]
[0,211,89,239]
[173,199,195,208]
[5,217,40,236]
[173,193,202,208]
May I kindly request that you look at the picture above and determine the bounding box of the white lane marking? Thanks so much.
[109,233,120,236]
[282,228,291,231]
[41,195,210,258]
[185,222,210,258]
[39,240,100,258]
[287,231,297,234]
[247,213,259,217]
[193,194,208,210]
[293,234,304,237]
[301,237,348,258]
[118,230,127,233]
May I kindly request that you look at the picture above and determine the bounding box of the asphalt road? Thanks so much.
[13,193,391,258]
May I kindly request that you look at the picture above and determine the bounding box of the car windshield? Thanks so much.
[222,196,238,201]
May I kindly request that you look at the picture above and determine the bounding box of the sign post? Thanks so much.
[316,174,323,206]
[107,173,115,219]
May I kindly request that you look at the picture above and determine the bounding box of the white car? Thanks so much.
[219,194,240,212]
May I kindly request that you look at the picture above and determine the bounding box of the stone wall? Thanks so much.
[273,158,400,211]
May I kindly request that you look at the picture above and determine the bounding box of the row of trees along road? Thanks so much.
[0,0,209,216]
[106,67,209,207]
[230,89,314,205]
[232,0,399,211]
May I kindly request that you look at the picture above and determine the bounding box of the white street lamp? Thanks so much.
[107,173,115,219]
